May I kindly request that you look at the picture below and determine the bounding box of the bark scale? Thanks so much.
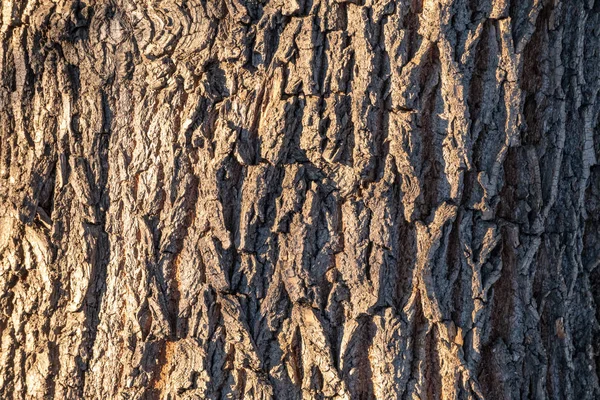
[0,0,599,399]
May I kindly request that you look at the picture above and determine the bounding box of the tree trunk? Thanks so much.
[1,0,599,399]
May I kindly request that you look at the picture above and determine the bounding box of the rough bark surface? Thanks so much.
[1,0,599,399]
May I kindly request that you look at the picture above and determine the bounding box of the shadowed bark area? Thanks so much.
[0,0,599,399]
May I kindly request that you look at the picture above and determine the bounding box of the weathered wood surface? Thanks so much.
[1,0,599,399]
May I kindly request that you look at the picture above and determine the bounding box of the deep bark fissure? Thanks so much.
[1,0,599,399]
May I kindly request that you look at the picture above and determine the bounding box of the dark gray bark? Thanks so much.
[1,0,599,399]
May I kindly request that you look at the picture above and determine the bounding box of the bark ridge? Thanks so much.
[1,0,600,399]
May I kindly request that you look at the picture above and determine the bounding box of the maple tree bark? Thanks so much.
[1,0,599,399]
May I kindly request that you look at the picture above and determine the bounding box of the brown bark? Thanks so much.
[0,0,599,399]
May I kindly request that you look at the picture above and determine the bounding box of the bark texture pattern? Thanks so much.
[1,0,600,399]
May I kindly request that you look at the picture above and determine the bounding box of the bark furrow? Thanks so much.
[0,0,599,399]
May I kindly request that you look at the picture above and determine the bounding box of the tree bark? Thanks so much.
[1,0,599,399]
